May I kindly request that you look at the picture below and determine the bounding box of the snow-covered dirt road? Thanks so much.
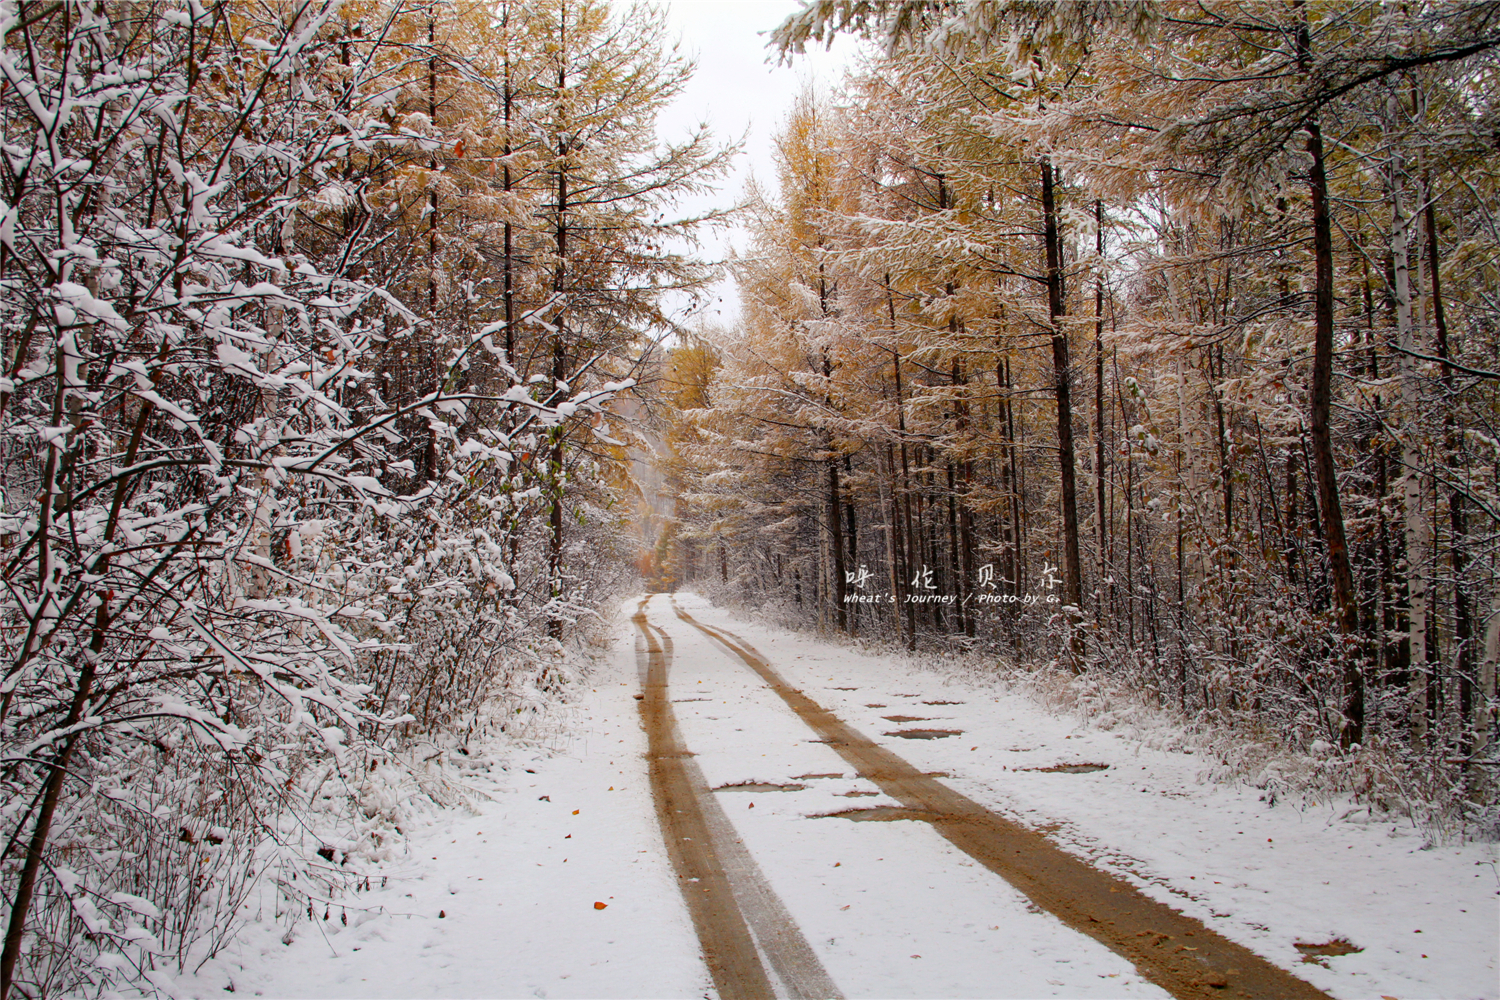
[642,596,1328,1000]
[191,594,1498,999]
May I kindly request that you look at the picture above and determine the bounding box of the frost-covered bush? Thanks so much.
[0,0,718,994]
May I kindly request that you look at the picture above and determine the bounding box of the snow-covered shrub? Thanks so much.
[0,0,717,994]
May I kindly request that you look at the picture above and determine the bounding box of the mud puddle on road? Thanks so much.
[819,806,948,823]
[714,781,807,793]
[669,597,1330,1000]
[1294,938,1362,967]
[886,729,963,740]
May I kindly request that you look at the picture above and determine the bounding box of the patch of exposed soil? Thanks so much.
[881,715,930,723]
[714,781,807,793]
[1028,763,1110,774]
[1294,939,1363,966]
[923,700,963,705]
[839,790,879,798]
[886,729,962,740]
[864,703,887,708]
[819,806,946,823]
[793,772,844,780]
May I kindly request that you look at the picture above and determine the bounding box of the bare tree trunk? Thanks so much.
[1388,93,1430,742]
[1,661,94,1000]
[828,455,848,630]
[1117,353,1136,645]
[883,445,904,640]
[1095,201,1107,602]
[251,7,303,600]
[1041,157,1084,624]
[547,13,570,639]
[1300,14,1362,745]
[950,358,969,636]
[422,12,440,483]
[886,297,917,650]
[499,17,522,592]
[845,454,858,635]
[1422,172,1475,746]
[0,381,156,999]
[1212,345,1233,541]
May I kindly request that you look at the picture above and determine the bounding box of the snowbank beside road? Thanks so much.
[182,623,705,1000]
[671,592,1500,1000]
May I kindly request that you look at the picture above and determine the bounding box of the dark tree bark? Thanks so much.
[422,14,440,484]
[886,284,917,649]
[547,17,570,639]
[1041,157,1084,622]
[1095,201,1107,599]
[845,453,859,634]
[1426,184,1474,735]
[1298,16,1362,745]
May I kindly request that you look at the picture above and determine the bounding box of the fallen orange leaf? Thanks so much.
[593,901,607,910]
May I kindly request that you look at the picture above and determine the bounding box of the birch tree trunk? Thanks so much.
[1388,96,1431,742]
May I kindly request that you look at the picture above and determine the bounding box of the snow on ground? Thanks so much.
[669,592,1500,1000]
[183,623,707,999]
[655,597,1163,998]
[186,593,1499,999]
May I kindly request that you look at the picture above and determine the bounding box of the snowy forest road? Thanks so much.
[636,594,1329,1000]
[192,593,1493,999]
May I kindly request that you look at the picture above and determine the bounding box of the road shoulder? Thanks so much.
[184,606,706,1000]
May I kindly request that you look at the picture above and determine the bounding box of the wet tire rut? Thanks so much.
[666,597,1331,1000]
[633,600,840,1000]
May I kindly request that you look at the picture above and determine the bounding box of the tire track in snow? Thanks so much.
[633,598,840,1000]
[668,597,1330,1000]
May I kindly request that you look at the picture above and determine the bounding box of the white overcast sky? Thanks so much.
[647,0,867,327]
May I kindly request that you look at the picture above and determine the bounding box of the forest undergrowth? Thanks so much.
[0,1,724,996]
[690,579,1498,848]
